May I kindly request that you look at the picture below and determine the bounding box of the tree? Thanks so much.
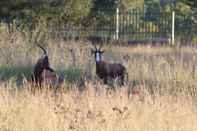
[0,0,93,27]
[85,0,117,27]
[122,0,144,11]
[60,0,92,26]
[174,0,197,44]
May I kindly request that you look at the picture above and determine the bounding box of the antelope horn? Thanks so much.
[98,43,103,50]
[91,41,97,51]
[36,43,47,55]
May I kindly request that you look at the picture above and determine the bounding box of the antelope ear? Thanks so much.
[101,50,105,53]
[98,43,103,51]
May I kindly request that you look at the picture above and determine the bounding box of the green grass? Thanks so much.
[0,66,32,80]
[0,66,83,85]
[56,68,83,83]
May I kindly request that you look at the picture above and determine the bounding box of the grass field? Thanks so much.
[0,83,197,131]
[0,30,197,131]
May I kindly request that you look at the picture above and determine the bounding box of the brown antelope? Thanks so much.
[31,44,54,86]
[41,69,64,87]
[91,44,128,85]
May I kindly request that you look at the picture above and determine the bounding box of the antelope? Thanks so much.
[31,44,54,86]
[41,69,64,88]
[91,44,128,85]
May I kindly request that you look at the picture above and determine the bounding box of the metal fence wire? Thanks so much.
[47,9,173,44]
[1,9,196,45]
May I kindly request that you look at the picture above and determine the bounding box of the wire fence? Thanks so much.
[46,9,173,44]
[0,9,196,45]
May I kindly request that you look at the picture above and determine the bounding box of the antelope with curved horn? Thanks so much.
[91,43,128,85]
[31,44,64,88]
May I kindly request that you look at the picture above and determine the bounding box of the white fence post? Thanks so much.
[116,8,119,40]
[172,11,175,45]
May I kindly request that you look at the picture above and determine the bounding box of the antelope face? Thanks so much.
[95,50,103,62]
[91,44,104,63]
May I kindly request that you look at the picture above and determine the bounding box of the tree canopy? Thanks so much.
[0,0,196,40]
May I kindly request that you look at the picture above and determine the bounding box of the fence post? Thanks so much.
[171,11,175,45]
[116,7,119,40]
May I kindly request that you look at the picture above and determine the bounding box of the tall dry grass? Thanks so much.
[0,82,197,131]
[1,30,197,83]
[0,29,197,130]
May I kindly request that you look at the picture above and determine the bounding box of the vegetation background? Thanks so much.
[0,0,197,131]
[0,0,196,42]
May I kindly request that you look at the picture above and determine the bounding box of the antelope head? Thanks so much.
[91,43,105,63]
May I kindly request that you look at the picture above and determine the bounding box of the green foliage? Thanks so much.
[173,0,196,44]
[60,0,92,26]
[0,0,196,44]
[175,0,196,23]
[0,66,83,84]
[145,0,161,13]
[86,0,144,27]
[0,0,92,29]
[57,68,82,83]
[162,0,196,24]
[85,0,117,27]
[0,66,32,80]
[121,0,144,10]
